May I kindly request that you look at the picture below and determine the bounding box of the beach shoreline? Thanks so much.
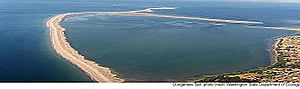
[192,36,300,82]
[270,37,283,65]
[47,14,124,83]
[46,10,264,82]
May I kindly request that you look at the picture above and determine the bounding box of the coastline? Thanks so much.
[47,14,124,83]
[192,35,300,82]
[46,10,263,82]
[248,26,300,31]
[270,37,283,65]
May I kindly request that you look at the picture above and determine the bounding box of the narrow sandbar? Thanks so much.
[248,26,300,31]
[46,10,263,82]
[47,14,124,83]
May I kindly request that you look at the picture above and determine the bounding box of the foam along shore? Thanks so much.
[47,11,264,83]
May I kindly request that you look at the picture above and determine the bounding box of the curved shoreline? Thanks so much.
[270,37,283,65]
[46,10,265,82]
[192,36,300,82]
[47,13,124,83]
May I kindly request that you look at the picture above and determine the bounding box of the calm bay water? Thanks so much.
[62,4,299,81]
[1,0,300,81]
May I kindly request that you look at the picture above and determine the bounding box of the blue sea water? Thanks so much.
[1,0,300,81]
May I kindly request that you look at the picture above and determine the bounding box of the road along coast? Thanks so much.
[46,10,264,82]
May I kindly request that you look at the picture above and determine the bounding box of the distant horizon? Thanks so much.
[1,0,300,86]
[2,0,300,3]
[160,0,300,3]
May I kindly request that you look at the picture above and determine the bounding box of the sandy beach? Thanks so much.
[46,10,266,82]
[47,14,124,83]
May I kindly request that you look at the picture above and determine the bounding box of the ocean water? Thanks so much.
[0,0,131,82]
[1,0,300,81]
[62,2,299,81]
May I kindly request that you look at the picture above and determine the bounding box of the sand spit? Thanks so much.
[125,13,263,24]
[248,26,300,31]
[47,14,124,83]
[46,11,264,83]
[130,7,176,13]
[68,12,264,24]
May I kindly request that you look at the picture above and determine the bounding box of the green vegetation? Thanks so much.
[194,75,257,82]
[193,36,300,82]
[272,55,287,68]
